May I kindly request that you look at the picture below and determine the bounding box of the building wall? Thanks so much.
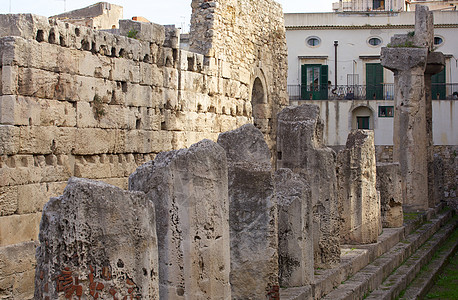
[285,11,458,89]
[290,99,457,146]
[0,1,288,297]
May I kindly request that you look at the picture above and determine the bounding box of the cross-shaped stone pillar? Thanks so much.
[381,5,445,211]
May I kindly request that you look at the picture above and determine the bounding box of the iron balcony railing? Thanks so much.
[288,83,458,101]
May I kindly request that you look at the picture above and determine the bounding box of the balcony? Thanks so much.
[287,83,458,101]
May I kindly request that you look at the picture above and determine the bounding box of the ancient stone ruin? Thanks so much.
[337,130,381,244]
[0,0,288,297]
[217,124,278,298]
[0,1,456,300]
[34,177,159,299]
[277,104,340,269]
[129,139,231,299]
[376,162,403,228]
[381,5,445,212]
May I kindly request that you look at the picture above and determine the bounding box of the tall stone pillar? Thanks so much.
[217,124,279,299]
[277,104,340,269]
[129,140,231,300]
[275,168,314,287]
[337,130,381,244]
[35,178,159,299]
[382,47,428,211]
[381,5,445,211]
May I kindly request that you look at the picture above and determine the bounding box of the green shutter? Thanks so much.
[320,65,329,100]
[301,64,307,100]
[366,63,384,100]
[431,68,446,100]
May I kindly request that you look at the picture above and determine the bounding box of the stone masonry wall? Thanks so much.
[190,0,289,161]
[0,1,288,297]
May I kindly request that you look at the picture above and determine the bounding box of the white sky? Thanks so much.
[0,0,335,30]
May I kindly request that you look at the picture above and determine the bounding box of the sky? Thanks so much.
[0,0,336,30]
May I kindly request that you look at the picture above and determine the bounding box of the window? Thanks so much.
[306,36,321,47]
[373,0,385,9]
[379,106,394,117]
[357,116,370,129]
[434,36,443,46]
[368,37,382,46]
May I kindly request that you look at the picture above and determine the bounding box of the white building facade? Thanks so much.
[285,10,458,146]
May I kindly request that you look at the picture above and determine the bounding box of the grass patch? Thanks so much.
[404,212,420,221]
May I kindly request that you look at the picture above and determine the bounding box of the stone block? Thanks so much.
[110,57,140,83]
[376,163,403,228]
[19,126,75,155]
[163,67,178,89]
[34,177,159,299]
[0,14,50,40]
[0,241,38,300]
[17,67,58,99]
[16,181,67,214]
[0,95,15,124]
[164,25,180,49]
[217,124,278,298]
[381,48,428,72]
[277,105,340,269]
[72,128,116,155]
[0,185,18,216]
[125,84,153,107]
[1,65,18,95]
[119,19,165,45]
[275,168,314,287]
[337,130,381,244]
[221,60,231,79]
[414,5,434,50]
[0,212,41,246]
[0,155,71,187]
[129,139,231,299]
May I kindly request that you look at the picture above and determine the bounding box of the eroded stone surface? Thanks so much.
[277,104,340,269]
[34,177,159,299]
[129,139,231,299]
[337,130,381,244]
[376,163,404,228]
[217,124,278,298]
[275,168,313,287]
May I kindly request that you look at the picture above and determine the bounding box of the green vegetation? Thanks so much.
[407,31,415,37]
[404,212,420,221]
[127,29,138,39]
[425,257,458,298]
[387,41,422,48]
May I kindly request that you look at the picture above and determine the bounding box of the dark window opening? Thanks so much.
[357,116,370,129]
[373,0,385,9]
[378,106,394,117]
[434,37,443,45]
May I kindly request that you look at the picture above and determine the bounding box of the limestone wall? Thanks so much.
[190,0,289,159]
[0,1,288,297]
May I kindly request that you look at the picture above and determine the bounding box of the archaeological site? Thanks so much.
[0,0,456,299]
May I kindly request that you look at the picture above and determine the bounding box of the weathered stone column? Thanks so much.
[381,5,445,211]
[35,177,159,299]
[275,168,314,287]
[277,104,340,269]
[376,163,404,228]
[217,124,279,299]
[381,43,429,212]
[129,140,231,299]
[337,130,381,244]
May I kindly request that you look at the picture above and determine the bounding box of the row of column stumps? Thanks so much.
[35,102,410,298]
